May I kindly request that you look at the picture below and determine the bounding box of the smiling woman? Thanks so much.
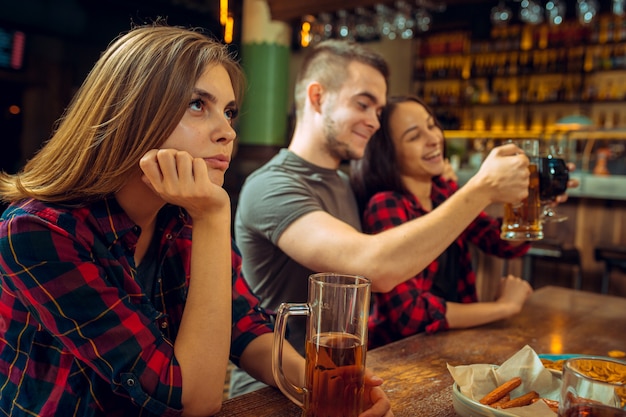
[350,94,533,350]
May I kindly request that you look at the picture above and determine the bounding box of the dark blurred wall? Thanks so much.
[0,0,224,171]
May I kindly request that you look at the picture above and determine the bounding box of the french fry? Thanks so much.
[490,394,511,407]
[496,390,539,409]
[479,377,522,405]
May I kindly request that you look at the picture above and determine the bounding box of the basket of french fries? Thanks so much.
[448,345,562,417]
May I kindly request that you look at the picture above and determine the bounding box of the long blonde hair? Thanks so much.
[0,24,245,205]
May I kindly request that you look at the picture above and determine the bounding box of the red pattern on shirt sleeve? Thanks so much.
[229,241,274,365]
[362,192,449,349]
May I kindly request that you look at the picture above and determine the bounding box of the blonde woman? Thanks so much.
[0,25,391,417]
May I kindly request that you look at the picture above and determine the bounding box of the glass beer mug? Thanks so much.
[501,138,544,241]
[272,273,371,417]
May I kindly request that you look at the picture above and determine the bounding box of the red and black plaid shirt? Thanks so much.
[362,177,529,349]
[0,198,273,417]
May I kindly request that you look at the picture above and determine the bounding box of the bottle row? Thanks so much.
[480,16,626,53]
[430,105,626,132]
[415,43,626,80]
[418,72,626,107]
[419,15,626,57]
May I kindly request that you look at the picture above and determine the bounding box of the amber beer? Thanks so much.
[304,332,366,417]
[560,403,626,417]
[501,163,543,241]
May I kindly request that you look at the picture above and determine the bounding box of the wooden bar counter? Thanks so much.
[215,286,626,416]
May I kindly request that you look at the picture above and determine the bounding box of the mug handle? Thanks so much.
[272,302,309,408]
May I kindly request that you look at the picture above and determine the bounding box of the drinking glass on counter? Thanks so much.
[501,139,544,241]
[272,273,371,417]
[559,357,626,417]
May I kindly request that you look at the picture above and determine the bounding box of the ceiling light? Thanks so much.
[546,0,566,25]
[491,1,512,26]
[520,0,545,24]
[576,0,599,25]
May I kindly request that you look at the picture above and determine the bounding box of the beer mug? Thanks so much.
[272,273,371,417]
[501,139,544,241]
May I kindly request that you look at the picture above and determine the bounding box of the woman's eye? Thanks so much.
[189,99,205,112]
[224,107,238,121]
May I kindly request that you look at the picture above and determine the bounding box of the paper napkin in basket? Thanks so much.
[447,345,562,416]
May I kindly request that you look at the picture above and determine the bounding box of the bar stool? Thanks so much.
[594,245,626,294]
[521,239,582,290]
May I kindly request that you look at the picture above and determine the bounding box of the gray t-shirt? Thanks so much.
[235,149,362,353]
[230,149,361,397]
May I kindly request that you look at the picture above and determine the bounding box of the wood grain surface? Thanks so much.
[215,286,626,416]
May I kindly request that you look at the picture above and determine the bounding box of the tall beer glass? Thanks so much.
[272,273,371,417]
[501,139,544,241]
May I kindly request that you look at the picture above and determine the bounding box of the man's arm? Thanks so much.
[239,333,304,388]
[278,144,529,293]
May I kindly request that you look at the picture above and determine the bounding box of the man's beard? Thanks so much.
[323,113,359,161]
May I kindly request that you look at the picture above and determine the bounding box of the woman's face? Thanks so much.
[388,100,445,181]
[161,64,238,186]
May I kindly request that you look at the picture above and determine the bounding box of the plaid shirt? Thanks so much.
[0,198,273,417]
[362,177,529,349]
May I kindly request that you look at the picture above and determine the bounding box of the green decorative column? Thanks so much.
[238,0,290,146]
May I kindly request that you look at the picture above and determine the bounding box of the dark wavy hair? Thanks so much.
[350,95,444,212]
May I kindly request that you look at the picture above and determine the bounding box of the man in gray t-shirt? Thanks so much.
[236,149,361,354]
[230,40,531,397]
[229,149,363,396]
